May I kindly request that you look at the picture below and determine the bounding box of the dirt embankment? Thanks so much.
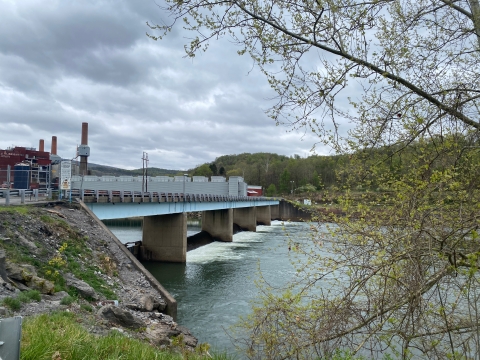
[0,201,197,349]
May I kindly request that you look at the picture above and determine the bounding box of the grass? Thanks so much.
[20,311,234,360]
[3,297,21,310]
[0,206,30,215]
[17,290,41,303]
[60,295,76,306]
[2,290,42,311]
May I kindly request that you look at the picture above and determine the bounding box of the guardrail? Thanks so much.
[0,188,57,205]
[0,188,277,206]
[71,188,274,204]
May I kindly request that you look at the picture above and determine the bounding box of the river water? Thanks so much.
[107,220,311,356]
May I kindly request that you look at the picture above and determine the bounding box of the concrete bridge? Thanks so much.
[74,188,282,263]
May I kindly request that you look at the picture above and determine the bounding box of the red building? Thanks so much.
[0,147,52,189]
[247,185,263,197]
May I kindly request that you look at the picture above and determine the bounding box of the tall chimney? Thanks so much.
[79,123,90,175]
[39,139,45,152]
[51,136,57,155]
[81,122,88,145]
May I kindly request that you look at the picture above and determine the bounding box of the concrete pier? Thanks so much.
[256,206,271,225]
[202,209,233,242]
[233,207,257,232]
[270,204,280,220]
[143,213,187,262]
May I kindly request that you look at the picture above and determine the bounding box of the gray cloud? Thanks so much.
[0,0,337,171]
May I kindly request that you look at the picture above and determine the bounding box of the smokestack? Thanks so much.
[39,139,45,152]
[51,136,57,155]
[81,122,88,145]
[79,123,90,175]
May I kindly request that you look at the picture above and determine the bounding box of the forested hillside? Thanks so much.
[189,152,349,195]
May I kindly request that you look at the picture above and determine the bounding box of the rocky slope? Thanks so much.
[0,202,197,349]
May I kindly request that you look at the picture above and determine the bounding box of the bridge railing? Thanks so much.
[0,188,57,205]
[70,188,276,204]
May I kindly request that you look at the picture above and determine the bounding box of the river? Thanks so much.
[107,220,311,356]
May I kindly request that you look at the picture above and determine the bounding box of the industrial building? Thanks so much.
[0,140,55,189]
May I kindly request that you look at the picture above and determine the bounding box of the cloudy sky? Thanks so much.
[0,0,329,170]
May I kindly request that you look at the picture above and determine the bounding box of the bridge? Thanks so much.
[75,188,279,263]
[1,174,310,263]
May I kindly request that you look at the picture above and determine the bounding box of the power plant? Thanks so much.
[0,123,90,189]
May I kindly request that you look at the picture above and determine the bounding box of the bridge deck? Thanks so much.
[73,189,280,220]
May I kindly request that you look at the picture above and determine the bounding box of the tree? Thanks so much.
[209,163,218,175]
[265,183,277,197]
[193,164,213,177]
[149,1,480,358]
[278,169,291,194]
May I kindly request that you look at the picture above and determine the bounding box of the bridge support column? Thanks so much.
[142,213,187,263]
[233,207,256,232]
[270,204,279,220]
[256,206,271,225]
[202,209,233,242]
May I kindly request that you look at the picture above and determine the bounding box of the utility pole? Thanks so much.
[141,152,149,193]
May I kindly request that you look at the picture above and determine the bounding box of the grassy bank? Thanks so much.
[21,311,230,360]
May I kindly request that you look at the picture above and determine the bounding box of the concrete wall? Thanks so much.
[270,204,279,220]
[233,207,256,232]
[256,206,271,225]
[278,200,312,221]
[71,177,247,196]
[77,200,178,320]
[201,209,233,242]
[143,213,187,263]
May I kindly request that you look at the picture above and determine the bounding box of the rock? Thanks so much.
[14,231,38,253]
[110,327,124,334]
[5,262,25,282]
[0,307,6,316]
[64,273,98,300]
[177,325,198,347]
[97,305,145,329]
[5,262,37,283]
[0,250,8,282]
[10,280,31,291]
[4,282,15,292]
[125,295,166,312]
[140,295,155,311]
[145,325,179,346]
[26,276,55,294]
[153,297,167,312]
[42,291,69,302]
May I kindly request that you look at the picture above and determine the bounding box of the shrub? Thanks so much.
[3,297,21,310]
[17,290,42,303]
[80,304,93,312]
[60,296,75,306]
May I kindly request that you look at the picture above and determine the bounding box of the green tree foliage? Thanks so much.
[265,184,277,197]
[150,0,480,357]
[209,163,218,175]
[189,152,345,192]
[278,169,291,194]
[193,164,213,177]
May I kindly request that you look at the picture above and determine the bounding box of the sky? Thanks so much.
[0,0,330,170]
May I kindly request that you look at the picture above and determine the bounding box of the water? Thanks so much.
[108,220,310,356]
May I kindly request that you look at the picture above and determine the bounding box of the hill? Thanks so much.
[86,163,183,177]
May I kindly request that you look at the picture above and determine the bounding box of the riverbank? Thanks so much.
[0,201,204,355]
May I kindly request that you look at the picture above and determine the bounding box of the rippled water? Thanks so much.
[108,220,311,356]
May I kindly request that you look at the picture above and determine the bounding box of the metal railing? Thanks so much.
[71,188,275,204]
[0,188,57,205]
[0,187,276,205]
